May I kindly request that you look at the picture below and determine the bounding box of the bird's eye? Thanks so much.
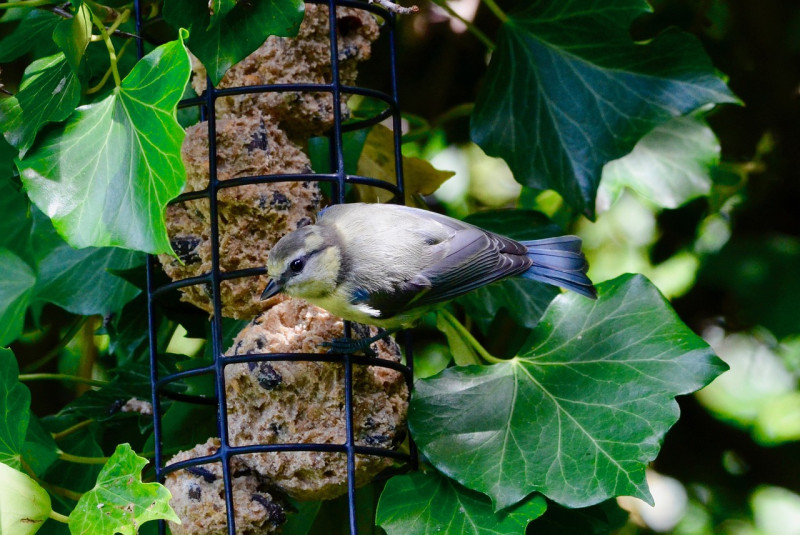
[290,259,305,273]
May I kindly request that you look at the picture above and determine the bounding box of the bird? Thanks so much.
[261,203,595,350]
[261,203,597,322]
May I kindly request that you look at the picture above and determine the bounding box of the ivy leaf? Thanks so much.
[209,0,238,24]
[599,115,721,211]
[0,348,31,469]
[0,249,36,347]
[21,415,59,476]
[163,0,304,85]
[436,311,480,366]
[33,241,143,316]
[0,178,34,264]
[0,53,81,157]
[355,125,456,205]
[0,9,60,62]
[68,443,180,534]
[17,36,191,254]
[457,210,562,332]
[52,2,92,73]
[0,462,52,535]
[409,274,728,509]
[470,0,739,218]
[376,471,547,535]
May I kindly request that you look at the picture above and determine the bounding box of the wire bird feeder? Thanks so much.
[138,0,415,533]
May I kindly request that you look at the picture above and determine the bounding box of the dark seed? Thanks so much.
[269,422,281,435]
[170,236,202,264]
[188,485,202,501]
[250,494,286,526]
[363,417,375,429]
[186,466,217,483]
[254,362,282,390]
[296,217,312,229]
[248,362,257,372]
[270,192,291,210]
[362,434,391,447]
[234,340,244,356]
[107,399,125,415]
[247,124,268,152]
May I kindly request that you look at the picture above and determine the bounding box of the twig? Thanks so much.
[51,419,95,441]
[482,0,509,24]
[90,10,121,87]
[86,35,133,94]
[369,0,418,15]
[57,451,110,465]
[18,373,108,388]
[21,458,83,501]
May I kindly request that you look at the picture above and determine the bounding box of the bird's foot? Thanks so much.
[321,337,378,356]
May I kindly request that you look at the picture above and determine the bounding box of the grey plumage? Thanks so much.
[263,203,596,328]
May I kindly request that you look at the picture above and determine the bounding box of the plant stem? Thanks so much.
[86,37,132,94]
[18,373,108,388]
[482,0,509,24]
[52,419,95,441]
[22,317,88,373]
[432,0,495,49]
[107,7,130,35]
[90,10,121,87]
[0,0,54,9]
[58,451,110,465]
[438,309,505,364]
[21,459,83,501]
[49,510,70,524]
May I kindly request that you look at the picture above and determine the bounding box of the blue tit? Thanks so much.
[261,203,596,331]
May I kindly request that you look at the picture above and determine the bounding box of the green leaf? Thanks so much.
[436,311,480,366]
[0,249,36,346]
[470,0,739,217]
[457,210,562,332]
[209,0,238,24]
[0,348,31,469]
[0,53,81,157]
[409,274,728,509]
[17,37,191,254]
[599,115,721,211]
[33,242,143,316]
[163,0,304,85]
[68,443,180,534]
[376,471,547,535]
[52,3,92,73]
[0,179,34,264]
[21,415,59,476]
[0,9,60,62]
[0,462,52,535]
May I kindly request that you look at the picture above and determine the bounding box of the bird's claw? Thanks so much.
[321,337,377,356]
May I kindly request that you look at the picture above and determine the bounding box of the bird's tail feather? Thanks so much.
[519,236,597,299]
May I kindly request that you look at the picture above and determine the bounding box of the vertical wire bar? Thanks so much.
[324,1,359,533]
[387,12,405,202]
[133,0,143,58]
[204,78,237,535]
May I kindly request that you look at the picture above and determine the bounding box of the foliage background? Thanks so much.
[1,0,799,533]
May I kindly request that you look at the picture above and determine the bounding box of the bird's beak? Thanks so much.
[260,279,282,301]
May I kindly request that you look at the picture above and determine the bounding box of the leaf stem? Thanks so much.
[86,37,133,94]
[0,0,54,9]
[49,510,70,524]
[52,419,95,441]
[482,0,509,24]
[18,373,108,387]
[21,459,83,501]
[57,451,110,465]
[432,0,495,49]
[90,10,121,87]
[438,308,505,364]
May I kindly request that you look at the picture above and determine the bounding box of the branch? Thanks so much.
[369,0,418,15]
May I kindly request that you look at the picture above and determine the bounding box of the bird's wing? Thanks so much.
[398,222,530,309]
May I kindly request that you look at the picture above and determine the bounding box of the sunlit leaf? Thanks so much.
[410,274,727,509]
[52,2,92,73]
[0,53,80,157]
[599,115,721,211]
[0,348,31,469]
[356,125,455,205]
[163,0,304,85]
[0,462,51,535]
[18,37,191,253]
[68,443,180,534]
[471,0,739,217]
[377,471,547,535]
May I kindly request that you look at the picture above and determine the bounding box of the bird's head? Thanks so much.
[261,224,343,301]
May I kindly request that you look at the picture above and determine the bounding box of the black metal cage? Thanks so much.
[140,1,415,532]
